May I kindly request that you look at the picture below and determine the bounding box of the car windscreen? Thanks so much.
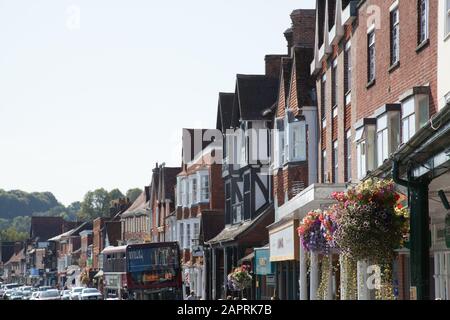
[41,290,59,297]
[83,289,99,294]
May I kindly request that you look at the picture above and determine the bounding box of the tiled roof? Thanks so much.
[216,93,235,131]
[207,205,274,245]
[121,191,148,217]
[29,216,65,242]
[232,75,279,123]
[4,249,25,265]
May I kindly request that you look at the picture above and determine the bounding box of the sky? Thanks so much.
[0,0,315,206]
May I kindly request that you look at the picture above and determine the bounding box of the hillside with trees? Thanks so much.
[0,187,142,241]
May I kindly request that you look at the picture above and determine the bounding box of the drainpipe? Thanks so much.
[392,160,431,300]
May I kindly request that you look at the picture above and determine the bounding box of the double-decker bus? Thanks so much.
[125,242,182,300]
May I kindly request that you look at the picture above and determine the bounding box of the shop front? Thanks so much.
[269,221,299,300]
[104,272,127,299]
[254,246,274,300]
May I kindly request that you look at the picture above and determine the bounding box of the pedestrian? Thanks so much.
[186,291,197,300]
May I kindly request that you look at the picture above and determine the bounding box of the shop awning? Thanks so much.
[94,270,104,278]
[238,251,255,264]
[206,205,274,247]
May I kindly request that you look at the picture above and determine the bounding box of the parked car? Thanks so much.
[79,288,103,300]
[22,289,32,300]
[3,289,16,300]
[30,291,41,300]
[9,291,24,300]
[38,286,52,292]
[60,290,71,300]
[70,287,85,300]
[37,289,61,300]
[1,283,20,298]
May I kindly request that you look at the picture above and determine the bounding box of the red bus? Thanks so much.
[125,242,182,300]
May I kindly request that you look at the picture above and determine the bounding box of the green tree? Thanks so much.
[126,188,143,203]
[109,189,124,201]
[0,227,28,242]
[78,188,113,221]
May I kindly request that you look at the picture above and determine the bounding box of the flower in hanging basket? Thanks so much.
[227,266,252,291]
[297,209,336,254]
[333,179,409,263]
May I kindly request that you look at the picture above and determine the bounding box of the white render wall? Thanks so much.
[438,0,450,111]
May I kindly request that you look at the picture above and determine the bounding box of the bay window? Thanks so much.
[233,204,243,224]
[401,94,429,143]
[355,121,376,180]
[290,120,307,161]
[377,114,389,166]
[176,177,182,207]
[345,130,352,182]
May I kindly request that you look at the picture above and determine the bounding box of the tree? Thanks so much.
[78,188,119,221]
[109,189,124,201]
[126,188,143,203]
[0,227,28,242]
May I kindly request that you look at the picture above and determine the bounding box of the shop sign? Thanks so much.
[191,246,204,257]
[266,275,276,286]
[269,223,298,262]
[255,249,272,275]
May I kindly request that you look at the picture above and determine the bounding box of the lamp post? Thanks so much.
[393,160,431,300]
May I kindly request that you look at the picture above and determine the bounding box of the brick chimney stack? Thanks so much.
[290,9,316,50]
[265,55,284,80]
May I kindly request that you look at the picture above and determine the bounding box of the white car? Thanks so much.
[60,290,71,300]
[79,288,103,300]
[37,289,61,300]
[70,287,85,300]
[30,291,41,300]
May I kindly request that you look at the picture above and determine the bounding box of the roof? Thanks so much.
[159,166,181,202]
[121,191,148,218]
[182,129,214,164]
[48,221,93,241]
[4,249,25,265]
[29,216,65,242]
[292,46,316,107]
[206,205,274,246]
[101,245,127,255]
[199,210,225,243]
[216,93,235,131]
[232,75,279,124]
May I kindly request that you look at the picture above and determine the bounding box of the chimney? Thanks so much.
[265,55,284,80]
[284,28,294,56]
[290,9,316,49]
[145,186,151,202]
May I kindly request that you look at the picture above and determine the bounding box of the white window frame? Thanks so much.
[355,127,367,180]
[290,120,307,162]
[401,94,429,143]
[418,0,429,44]
[368,30,376,83]
[186,223,191,249]
[322,150,328,183]
[333,140,339,183]
[346,130,352,182]
[390,6,400,65]
[345,41,352,98]
[272,126,281,169]
[199,172,209,203]
[191,176,197,205]
[377,114,389,166]
[446,0,450,38]
[321,74,327,119]
[176,176,182,207]
[332,60,338,108]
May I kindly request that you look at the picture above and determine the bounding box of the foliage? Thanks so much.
[126,188,143,203]
[227,265,252,291]
[0,227,28,242]
[332,179,409,264]
[77,188,126,221]
[0,189,60,219]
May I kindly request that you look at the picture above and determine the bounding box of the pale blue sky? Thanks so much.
[0,0,315,206]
